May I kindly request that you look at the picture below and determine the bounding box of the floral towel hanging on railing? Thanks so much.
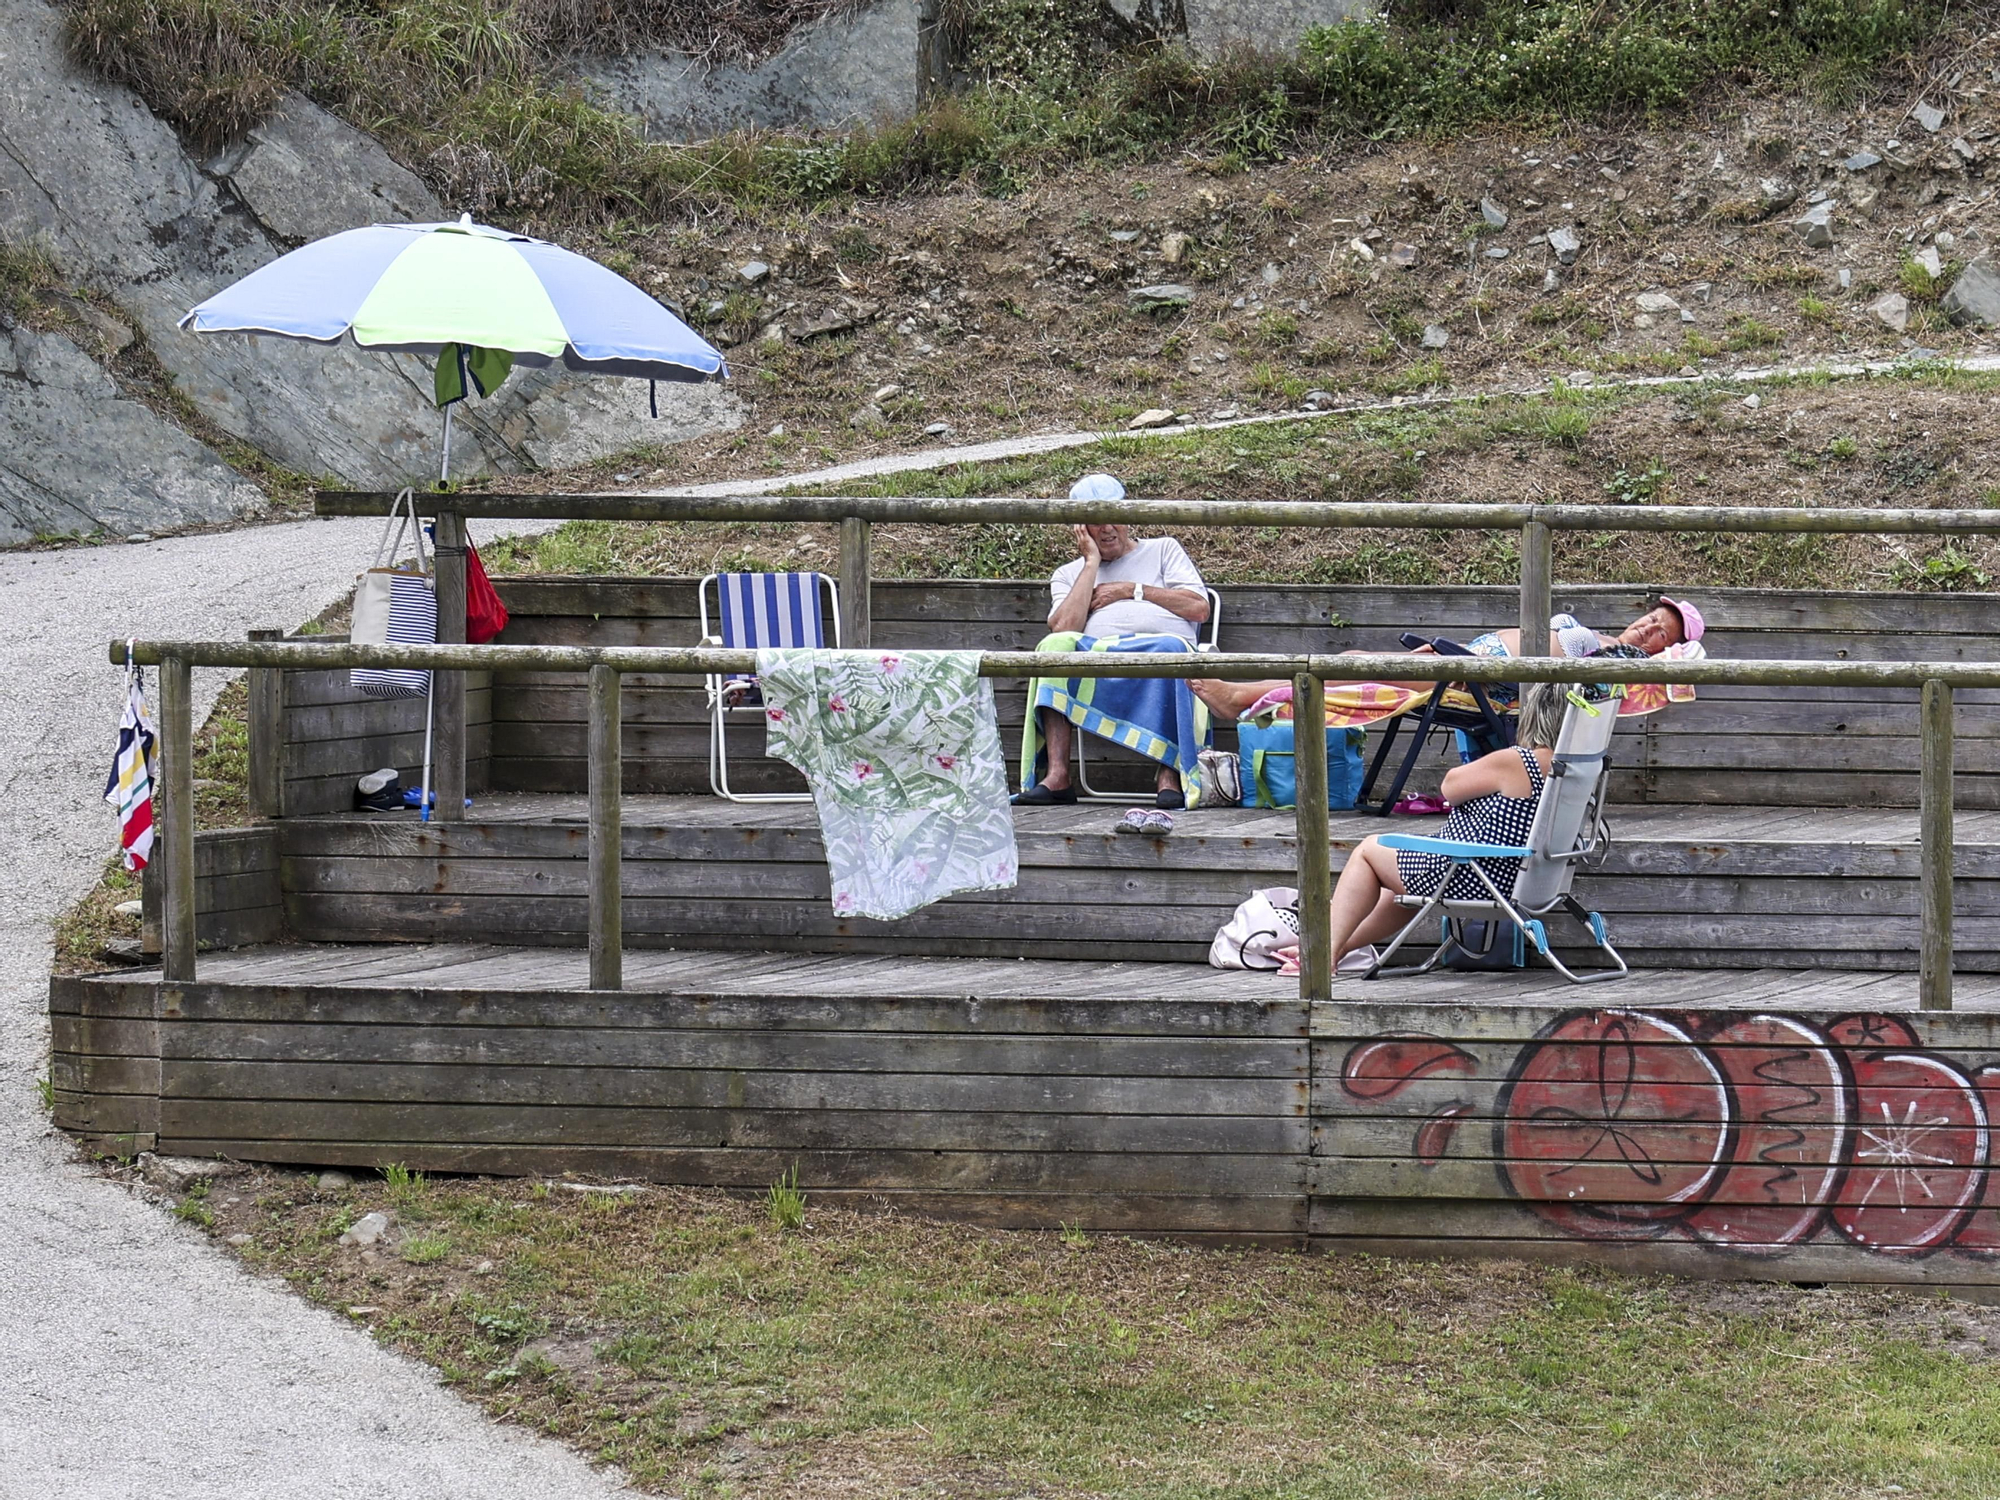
[758,648,1018,920]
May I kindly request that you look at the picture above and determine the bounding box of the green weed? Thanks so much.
[1895,544,1991,591]
[767,1165,806,1231]
[1725,316,1784,352]
[1543,406,1591,449]
[1603,458,1674,504]
[174,1177,215,1230]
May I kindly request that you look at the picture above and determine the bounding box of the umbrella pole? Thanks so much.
[420,674,434,822]
[421,401,450,822]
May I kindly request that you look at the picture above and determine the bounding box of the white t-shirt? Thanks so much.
[1050,537,1206,644]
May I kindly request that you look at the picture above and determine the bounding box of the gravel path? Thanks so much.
[0,517,627,1498]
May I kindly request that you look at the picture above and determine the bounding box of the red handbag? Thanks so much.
[464,536,510,644]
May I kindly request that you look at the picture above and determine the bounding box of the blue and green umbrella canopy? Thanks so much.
[180,216,726,404]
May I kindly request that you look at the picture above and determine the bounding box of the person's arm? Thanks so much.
[1088,581,1209,621]
[1087,537,1208,622]
[1048,527,1099,633]
[1439,745,1537,805]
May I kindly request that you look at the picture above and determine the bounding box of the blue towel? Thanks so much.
[1020,632,1211,805]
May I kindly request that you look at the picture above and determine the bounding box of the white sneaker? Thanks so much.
[1335,945,1380,976]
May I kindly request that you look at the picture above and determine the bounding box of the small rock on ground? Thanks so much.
[1944,257,2000,325]
[1864,290,1912,332]
[338,1212,389,1247]
[139,1155,246,1193]
[1127,408,1177,429]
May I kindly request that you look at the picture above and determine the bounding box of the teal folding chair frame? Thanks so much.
[1364,690,1630,985]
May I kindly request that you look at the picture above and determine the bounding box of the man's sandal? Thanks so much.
[1011,783,1079,806]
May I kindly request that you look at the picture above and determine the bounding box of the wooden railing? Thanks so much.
[114,638,1986,1010]
[315,488,2000,659]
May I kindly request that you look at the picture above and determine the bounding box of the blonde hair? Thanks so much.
[1514,681,1568,749]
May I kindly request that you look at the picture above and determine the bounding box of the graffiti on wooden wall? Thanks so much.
[1340,1010,2000,1257]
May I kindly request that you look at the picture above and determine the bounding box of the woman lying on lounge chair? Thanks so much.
[1275,681,1569,977]
[1191,598,1702,719]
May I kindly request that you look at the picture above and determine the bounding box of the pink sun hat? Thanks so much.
[1660,596,1705,643]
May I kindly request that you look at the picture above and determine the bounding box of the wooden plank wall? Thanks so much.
[487,579,2000,807]
[277,810,1293,964]
[270,805,2000,972]
[141,826,282,953]
[1312,998,2000,1284]
[275,638,492,816]
[49,974,1312,1241]
[47,971,2000,1281]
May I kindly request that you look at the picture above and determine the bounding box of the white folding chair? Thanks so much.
[1367,686,1629,983]
[699,571,842,803]
[1075,586,1223,802]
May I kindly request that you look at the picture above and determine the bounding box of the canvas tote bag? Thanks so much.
[351,488,437,701]
[1208,886,1302,970]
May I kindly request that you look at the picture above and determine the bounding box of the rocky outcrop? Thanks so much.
[0,322,262,545]
[211,97,443,244]
[0,0,741,527]
[585,0,919,138]
[590,0,1376,142]
[1184,0,1373,52]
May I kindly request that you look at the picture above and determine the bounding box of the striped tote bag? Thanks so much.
[351,489,436,701]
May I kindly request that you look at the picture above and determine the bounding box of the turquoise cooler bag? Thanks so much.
[1237,722,1366,809]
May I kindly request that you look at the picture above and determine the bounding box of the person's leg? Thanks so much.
[1037,708,1073,790]
[1329,836,1411,959]
[1188,678,1280,718]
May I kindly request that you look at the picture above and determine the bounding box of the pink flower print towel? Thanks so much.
[758,648,1018,919]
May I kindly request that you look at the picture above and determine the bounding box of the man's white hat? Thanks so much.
[1069,473,1126,502]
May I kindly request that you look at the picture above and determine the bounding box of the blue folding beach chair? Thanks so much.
[1367,686,1629,984]
[700,571,842,802]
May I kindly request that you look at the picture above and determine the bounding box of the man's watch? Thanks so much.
[1133,581,1146,603]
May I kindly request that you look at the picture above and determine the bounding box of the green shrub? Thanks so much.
[59,0,1951,223]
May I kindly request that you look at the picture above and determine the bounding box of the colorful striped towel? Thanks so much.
[1020,632,1211,804]
[104,660,157,871]
[1245,642,1706,726]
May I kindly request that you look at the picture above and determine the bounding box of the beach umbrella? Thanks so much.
[179,214,727,813]
[180,212,728,482]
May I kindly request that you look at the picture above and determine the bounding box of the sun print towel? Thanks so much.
[758,648,1019,920]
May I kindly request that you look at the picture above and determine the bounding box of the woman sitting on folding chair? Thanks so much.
[1307,681,1569,976]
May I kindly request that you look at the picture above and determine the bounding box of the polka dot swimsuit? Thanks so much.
[1395,747,1546,900]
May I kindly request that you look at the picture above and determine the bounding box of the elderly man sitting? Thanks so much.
[1014,474,1212,810]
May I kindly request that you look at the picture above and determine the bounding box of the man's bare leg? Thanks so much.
[1035,707,1073,791]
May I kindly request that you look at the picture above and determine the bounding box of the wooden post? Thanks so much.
[246,627,283,819]
[1518,518,1552,655]
[1293,672,1333,1003]
[158,655,196,982]
[917,0,952,101]
[1922,677,1955,1011]
[431,509,467,821]
[839,515,872,648]
[587,663,623,991]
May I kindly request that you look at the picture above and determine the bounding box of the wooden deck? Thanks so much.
[89,941,2000,1004]
[50,947,2000,1282]
[255,795,2000,971]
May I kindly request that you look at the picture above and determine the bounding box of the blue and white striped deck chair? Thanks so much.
[699,571,842,802]
[1367,686,1629,984]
